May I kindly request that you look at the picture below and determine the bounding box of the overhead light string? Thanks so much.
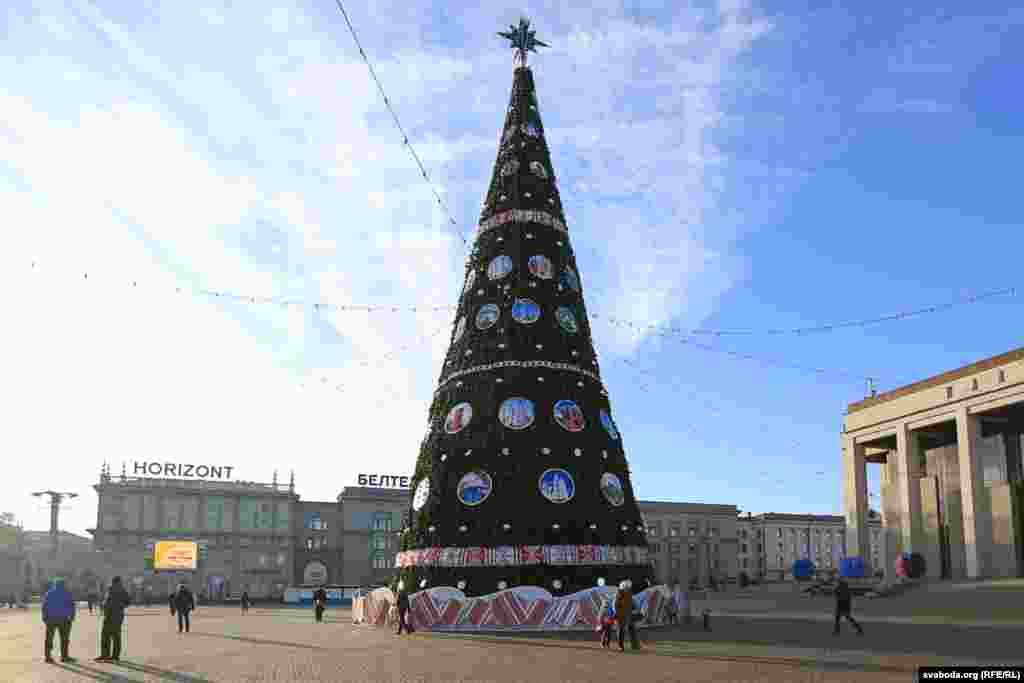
[331,0,469,249]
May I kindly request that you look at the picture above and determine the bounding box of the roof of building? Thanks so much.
[638,501,738,515]
[847,345,1024,414]
[337,486,409,502]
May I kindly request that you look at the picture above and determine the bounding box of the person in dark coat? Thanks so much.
[240,591,251,613]
[96,576,131,662]
[395,583,414,635]
[41,578,77,663]
[171,585,196,633]
[614,581,640,651]
[833,578,864,636]
[312,587,327,623]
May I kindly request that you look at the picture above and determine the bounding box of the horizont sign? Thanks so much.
[132,462,235,480]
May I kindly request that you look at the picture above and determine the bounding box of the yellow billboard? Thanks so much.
[154,541,198,570]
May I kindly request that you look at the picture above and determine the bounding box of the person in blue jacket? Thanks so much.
[41,578,77,663]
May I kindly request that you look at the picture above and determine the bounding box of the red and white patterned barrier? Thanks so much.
[360,584,672,632]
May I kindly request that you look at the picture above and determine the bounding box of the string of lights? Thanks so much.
[331,0,469,248]
[24,261,1014,344]
[589,286,1017,338]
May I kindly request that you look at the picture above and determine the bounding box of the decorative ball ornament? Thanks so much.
[553,400,586,432]
[476,303,501,330]
[535,344,543,350]
[498,343,506,349]
[459,524,468,532]
[500,159,520,177]
[464,349,472,357]
[398,580,405,590]
[502,447,510,455]
[529,161,549,179]
[600,473,626,507]
[498,580,508,590]
[541,447,551,454]
[552,579,562,590]
[556,306,578,334]
[537,376,544,382]
[526,232,534,239]
[539,468,575,504]
[498,397,535,430]
[529,281,537,288]
[444,402,473,434]
[574,448,582,457]
[621,524,628,531]
[571,350,579,357]
[457,580,467,590]
[428,526,436,533]
[528,254,554,279]
[502,523,511,530]
[577,381,584,387]
[488,254,514,281]
[524,192,532,198]
[497,236,504,242]
[496,377,504,383]
[589,523,598,530]
[420,579,428,588]
[440,454,447,462]
[597,577,606,587]
[600,409,621,440]
[456,381,463,387]
[552,523,560,530]
[458,471,493,507]
[511,298,541,324]
[476,289,485,296]
[636,524,644,531]
[412,478,431,511]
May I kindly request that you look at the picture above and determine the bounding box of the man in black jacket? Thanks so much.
[833,579,864,636]
[171,585,196,633]
[95,577,131,662]
[312,587,327,623]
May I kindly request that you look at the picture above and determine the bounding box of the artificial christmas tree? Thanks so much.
[396,19,654,598]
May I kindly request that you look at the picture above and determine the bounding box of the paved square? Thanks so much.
[0,604,929,682]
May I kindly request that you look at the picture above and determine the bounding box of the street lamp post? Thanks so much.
[31,491,78,560]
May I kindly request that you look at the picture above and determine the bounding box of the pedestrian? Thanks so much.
[597,595,615,648]
[171,584,196,633]
[240,591,250,614]
[614,580,641,651]
[833,578,864,636]
[395,583,414,635]
[41,578,77,663]
[86,591,94,615]
[312,587,327,623]
[95,576,131,662]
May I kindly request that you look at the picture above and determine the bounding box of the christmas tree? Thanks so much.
[396,18,653,597]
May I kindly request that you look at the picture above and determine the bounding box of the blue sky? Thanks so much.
[1,1,1021,535]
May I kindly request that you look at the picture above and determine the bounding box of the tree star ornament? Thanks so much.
[498,18,549,67]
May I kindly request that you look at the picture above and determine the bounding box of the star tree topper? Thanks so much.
[498,18,548,67]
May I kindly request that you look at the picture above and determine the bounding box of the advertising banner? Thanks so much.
[154,541,198,571]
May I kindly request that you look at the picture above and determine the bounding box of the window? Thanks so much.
[373,535,386,550]
[946,386,954,399]
[688,527,697,537]
[306,513,326,531]
[688,543,696,553]
[999,370,1006,383]
[741,543,748,553]
[646,525,660,537]
[669,526,681,537]
[671,558,680,569]
[708,525,717,537]
[372,554,390,570]
[305,537,313,551]
[669,543,681,554]
[373,513,392,532]
[650,543,662,553]
[777,529,783,538]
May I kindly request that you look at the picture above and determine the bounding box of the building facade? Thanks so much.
[843,346,1024,581]
[736,513,882,581]
[638,502,739,587]
[337,487,406,589]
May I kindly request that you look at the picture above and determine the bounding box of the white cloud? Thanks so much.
[0,0,773,535]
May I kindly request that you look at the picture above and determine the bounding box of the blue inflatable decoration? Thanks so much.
[840,556,866,577]
[792,559,815,580]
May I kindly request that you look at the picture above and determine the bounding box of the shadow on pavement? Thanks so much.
[190,631,331,651]
[114,660,215,682]
[54,661,134,682]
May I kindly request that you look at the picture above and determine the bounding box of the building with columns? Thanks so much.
[843,346,1024,580]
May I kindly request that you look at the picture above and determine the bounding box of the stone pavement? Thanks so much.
[0,605,922,683]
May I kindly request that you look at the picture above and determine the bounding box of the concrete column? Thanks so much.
[919,476,943,579]
[955,408,988,578]
[843,436,871,571]
[895,425,926,555]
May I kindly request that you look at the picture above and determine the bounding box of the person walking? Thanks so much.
[597,595,615,648]
[171,585,196,633]
[395,584,414,635]
[312,587,327,623]
[240,591,251,614]
[614,580,640,651]
[833,578,864,636]
[95,576,131,662]
[41,578,76,663]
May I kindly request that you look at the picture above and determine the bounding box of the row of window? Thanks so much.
[645,524,719,538]
[649,542,715,555]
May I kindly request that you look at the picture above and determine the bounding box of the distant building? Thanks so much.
[0,522,27,599]
[736,512,882,581]
[637,501,739,587]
